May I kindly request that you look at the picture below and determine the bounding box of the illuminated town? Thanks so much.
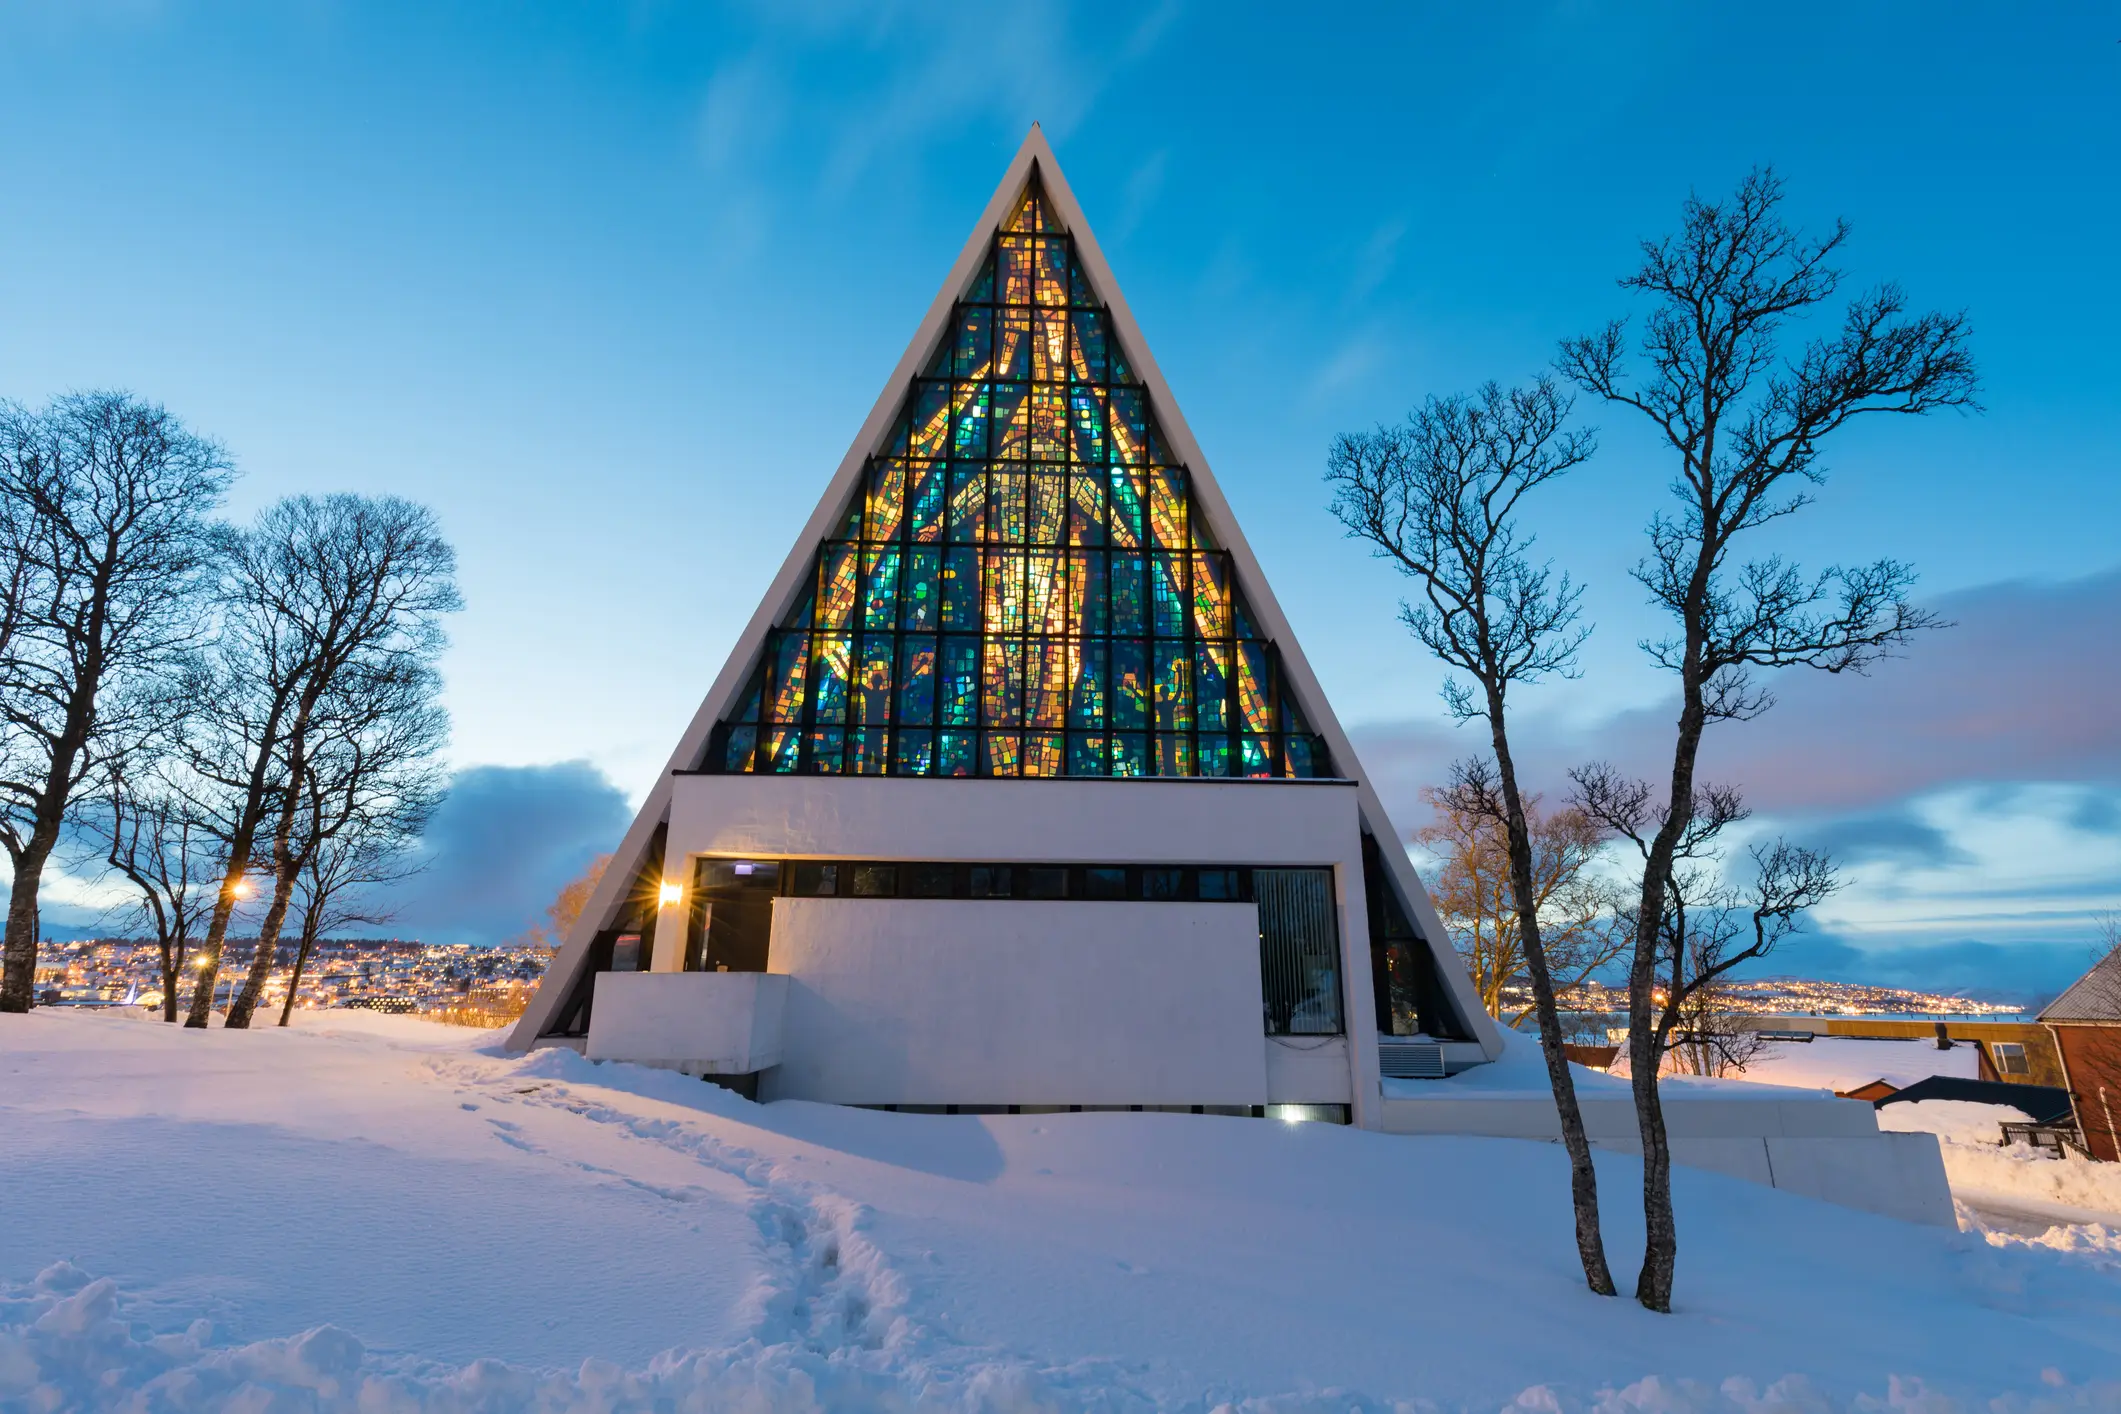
[1533,975,2030,1023]
[33,932,2029,1028]
[30,937,552,1024]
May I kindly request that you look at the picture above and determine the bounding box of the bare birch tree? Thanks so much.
[1557,168,1973,1310]
[1572,766,1838,1080]
[1327,377,1615,1296]
[186,495,459,1029]
[0,393,230,1012]
[274,698,445,1026]
[100,763,220,1022]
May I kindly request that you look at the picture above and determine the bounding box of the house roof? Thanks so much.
[2038,947,2121,1023]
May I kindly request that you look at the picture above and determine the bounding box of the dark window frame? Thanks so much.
[761,859,1258,904]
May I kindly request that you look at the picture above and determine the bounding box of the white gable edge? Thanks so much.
[512,127,1500,1060]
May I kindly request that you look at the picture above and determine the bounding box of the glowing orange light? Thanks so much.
[658,881,682,907]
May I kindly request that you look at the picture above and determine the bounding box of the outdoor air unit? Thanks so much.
[1378,1039,1445,1079]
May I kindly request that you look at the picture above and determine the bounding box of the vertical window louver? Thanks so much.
[1256,867,1343,1035]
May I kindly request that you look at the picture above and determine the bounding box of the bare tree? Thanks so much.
[185,494,459,1029]
[274,700,445,1026]
[1557,169,1975,1311]
[100,763,220,1022]
[1418,768,1623,1024]
[0,393,231,1012]
[1575,764,1838,1080]
[512,852,614,952]
[1327,377,1615,1296]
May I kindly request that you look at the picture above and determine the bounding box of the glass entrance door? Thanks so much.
[685,859,782,972]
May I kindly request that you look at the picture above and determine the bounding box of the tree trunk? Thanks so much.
[278,916,320,1027]
[1490,705,1615,1297]
[183,875,247,1028]
[0,805,70,1011]
[0,855,48,1011]
[1628,690,1708,1312]
[224,858,298,1028]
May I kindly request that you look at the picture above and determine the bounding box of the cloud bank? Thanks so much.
[382,761,631,948]
[1353,569,2121,999]
[1357,568,2121,822]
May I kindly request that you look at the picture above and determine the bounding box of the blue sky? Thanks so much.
[3,3,2115,997]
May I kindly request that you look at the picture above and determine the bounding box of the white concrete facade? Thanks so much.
[764,896,1274,1106]
[647,773,1374,1117]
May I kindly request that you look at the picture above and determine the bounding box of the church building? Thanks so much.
[506,129,1501,1127]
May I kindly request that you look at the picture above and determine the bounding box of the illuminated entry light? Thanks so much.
[1267,1104,1337,1125]
[658,881,682,906]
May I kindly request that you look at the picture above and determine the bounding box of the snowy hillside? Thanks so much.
[4,1010,2119,1412]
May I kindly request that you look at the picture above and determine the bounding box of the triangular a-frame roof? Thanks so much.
[511,126,1500,1058]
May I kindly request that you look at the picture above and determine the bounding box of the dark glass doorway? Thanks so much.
[685,859,782,973]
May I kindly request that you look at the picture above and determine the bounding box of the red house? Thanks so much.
[2040,948,2121,1162]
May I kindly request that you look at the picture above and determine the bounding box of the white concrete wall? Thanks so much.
[1378,1092,1882,1140]
[1378,1089,1955,1226]
[586,972,787,1075]
[761,897,1270,1107]
[1265,1036,1353,1104]
[666,773,1363,867]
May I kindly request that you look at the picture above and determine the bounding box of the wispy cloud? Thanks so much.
[1113,148,1169,243]
[688,2,1185,210]
[1346,217,1408,305]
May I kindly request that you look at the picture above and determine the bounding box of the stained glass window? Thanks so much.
[714,175,1331,780]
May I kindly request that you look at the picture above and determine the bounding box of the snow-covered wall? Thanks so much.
[762,897,1275,1107]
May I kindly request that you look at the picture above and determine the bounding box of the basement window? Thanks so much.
[851,864,898,898]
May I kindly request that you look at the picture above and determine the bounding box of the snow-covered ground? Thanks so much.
[5,1010,2121,1412]
[1876,1100,2121,1232]
[1727,1037,1981,1093]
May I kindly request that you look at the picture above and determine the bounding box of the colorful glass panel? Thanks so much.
[714,175,1327,779]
